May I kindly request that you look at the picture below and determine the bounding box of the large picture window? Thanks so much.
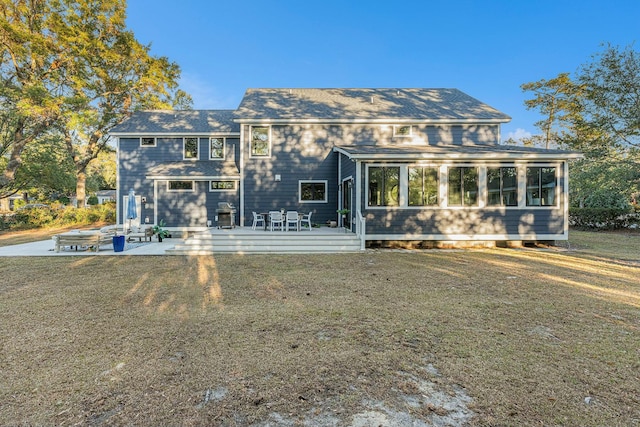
[210,137,225,159]
[368,166,400,207]
[250,126,270,157]
[183,137,199,159]
[487,167,518,206]
[526,167,556,206]
[448,167,478,206]
[299,180,327,203]
[168,180,194,192]
[408,166,438,206]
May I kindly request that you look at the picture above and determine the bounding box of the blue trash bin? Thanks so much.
[113,235,125,252]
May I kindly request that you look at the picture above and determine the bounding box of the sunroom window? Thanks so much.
[210,137,225,159]
[183,137,198,159]
[448,167,478,206]
[408,167,438,206]
[368,166,399,207]
[250,126,270,157]
[526,167,556,206]
[487,167,518,206]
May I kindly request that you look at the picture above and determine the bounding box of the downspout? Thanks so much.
[355,159,365,250]
[239,125,245,227]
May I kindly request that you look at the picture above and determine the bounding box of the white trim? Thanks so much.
[249,125,271,158]
[299,180,328,203]
[239,125,245,226]
[393,125,412,138]
[147,175,239,180]
[563,161,569,236]
[183,137,199,160]
[209,180,237,192]
[234,118,510,125]
[333,146,582,161]
[167,180,195,192]
[110,132,240,137]
[140,137,156,147]
[209,137,225,160]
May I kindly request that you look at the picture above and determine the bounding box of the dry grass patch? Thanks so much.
[0,232,638,426]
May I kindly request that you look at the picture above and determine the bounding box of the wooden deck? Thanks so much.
[166,226,363,254]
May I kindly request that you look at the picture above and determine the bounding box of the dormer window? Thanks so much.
[184,137,199,159]
[393,125,412,137]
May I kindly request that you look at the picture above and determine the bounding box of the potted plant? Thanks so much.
[153,219,169,242]
[337,209,350,228]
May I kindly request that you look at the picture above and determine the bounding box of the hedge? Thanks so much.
[569,207,639,230]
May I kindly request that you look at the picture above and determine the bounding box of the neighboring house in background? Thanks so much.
[109,88,581,244]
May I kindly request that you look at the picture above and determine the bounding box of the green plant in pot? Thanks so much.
[153,219,169,242]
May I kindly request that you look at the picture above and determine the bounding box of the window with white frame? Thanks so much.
[393,125,412,137]
[408,166,438,206]
[140,137,156,147]
[210,180,236,191]
[210,137,225,159]
[448,166,478,207]
[250,126,270,157]
[299,180,327,203]
[526,166,557,206]
[183,137,199,159]
[368,166,400,207]
[167,180,194,191]
[487,166,518,207]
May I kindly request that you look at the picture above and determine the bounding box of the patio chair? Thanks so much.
[252,211,265,230]
[285,211,300,231]
[269,211,284,231]
[300,211,313,230]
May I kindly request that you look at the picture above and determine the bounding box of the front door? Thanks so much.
[342,179,352,229]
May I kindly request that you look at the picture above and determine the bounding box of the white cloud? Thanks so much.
[505,128,532,142]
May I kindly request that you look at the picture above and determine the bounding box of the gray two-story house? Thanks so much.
[110,88,581,245]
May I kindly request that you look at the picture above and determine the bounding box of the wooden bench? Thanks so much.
[53,232,113,253]
[126,227,154,242]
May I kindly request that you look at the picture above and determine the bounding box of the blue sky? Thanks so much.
[125,0,639,141]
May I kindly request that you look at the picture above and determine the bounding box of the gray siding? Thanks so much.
[119,136,240,227]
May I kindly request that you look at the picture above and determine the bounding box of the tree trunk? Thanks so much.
[76,169,86,208]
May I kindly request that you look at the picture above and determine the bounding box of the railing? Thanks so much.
[355,210,366,250]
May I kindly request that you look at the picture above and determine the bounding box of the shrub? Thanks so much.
[569,207,638,230]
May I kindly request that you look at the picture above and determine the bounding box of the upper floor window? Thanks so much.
[368,166,399,207]
[250,126,270,157]
[210,137,225,159]
[184,137,199,159]
[487,167,518,207]
[299,180,327,203]
[140,137,156,147]
[168,180,194,192]
[526,167,557,206]
[393,125,412,137]
[210,180,236,191]
[408,166,438,206]
[448,167,478,206]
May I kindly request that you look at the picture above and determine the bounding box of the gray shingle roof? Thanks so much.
[110,110,239,135]
[146,161,240,178]
[334,144,582,160]
[235,88,511,123]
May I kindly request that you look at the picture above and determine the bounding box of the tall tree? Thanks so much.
[521,44,640,207]
[1,0,192,207]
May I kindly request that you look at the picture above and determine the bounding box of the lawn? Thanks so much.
[0,230,638,426]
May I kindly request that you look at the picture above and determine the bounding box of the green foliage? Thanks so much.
[580,188,631,209]
[87,195,99,205]
[8,203,115,230]
[569,207,638,230]
[522,44,640,207]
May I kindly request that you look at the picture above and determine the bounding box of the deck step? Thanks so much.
[165,228,363,254]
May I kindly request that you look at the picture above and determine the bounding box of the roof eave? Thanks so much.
[110,132,241,137]
[333,147,584,161]
[233,118,510,125]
